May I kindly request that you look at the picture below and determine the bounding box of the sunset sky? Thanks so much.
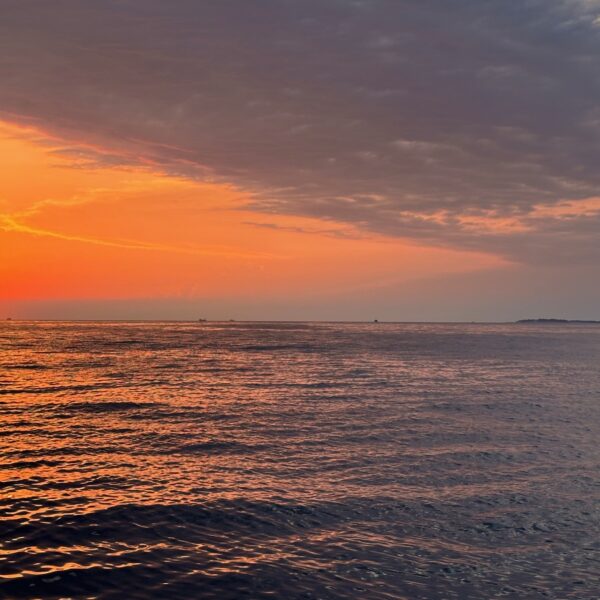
[2,0,600,320]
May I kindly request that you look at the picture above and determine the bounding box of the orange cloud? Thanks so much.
[531,197,600,219]
[0,120,506,303]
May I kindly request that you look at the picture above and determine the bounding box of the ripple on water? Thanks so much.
[0,321,599,598]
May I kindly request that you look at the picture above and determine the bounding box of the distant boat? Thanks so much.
[198,318,207,322]
[6,317,12,321]
[374,319,379,323]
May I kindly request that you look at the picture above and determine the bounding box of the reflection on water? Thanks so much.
[1,321,599,598]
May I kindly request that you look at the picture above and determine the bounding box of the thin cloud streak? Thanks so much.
[0,215,282,260]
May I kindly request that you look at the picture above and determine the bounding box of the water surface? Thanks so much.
[1,321,599,598]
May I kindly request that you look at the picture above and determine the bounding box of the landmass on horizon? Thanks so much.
[517,318,600,324]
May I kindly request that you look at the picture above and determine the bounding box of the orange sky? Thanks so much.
[1,120,507,307]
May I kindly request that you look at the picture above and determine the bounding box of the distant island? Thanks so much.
[517,318,600,324]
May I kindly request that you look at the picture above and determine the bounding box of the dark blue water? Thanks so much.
[1,321,599,598]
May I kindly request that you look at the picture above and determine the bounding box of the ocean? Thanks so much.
[1,321,599,599]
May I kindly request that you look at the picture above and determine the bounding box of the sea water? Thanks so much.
[1,321,599,598]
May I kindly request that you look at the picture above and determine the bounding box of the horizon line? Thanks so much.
[4,318,598,325]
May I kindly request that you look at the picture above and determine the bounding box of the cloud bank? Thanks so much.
[1,0,599,263]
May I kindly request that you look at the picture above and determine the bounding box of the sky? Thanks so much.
[1,0,600,321]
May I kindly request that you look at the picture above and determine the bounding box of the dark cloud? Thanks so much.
[1,0,599,262]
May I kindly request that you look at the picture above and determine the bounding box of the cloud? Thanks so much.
[0,0,599,263]
[0,214,279,259]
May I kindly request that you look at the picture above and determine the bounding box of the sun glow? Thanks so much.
[0,120,504,305]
